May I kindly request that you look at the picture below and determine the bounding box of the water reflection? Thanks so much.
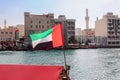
[0,49,120,80]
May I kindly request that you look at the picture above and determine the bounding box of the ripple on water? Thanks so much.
[0,49,120,80]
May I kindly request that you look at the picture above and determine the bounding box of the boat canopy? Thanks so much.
[0,64,63,80]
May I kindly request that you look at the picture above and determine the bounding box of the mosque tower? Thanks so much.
[4,19,7,28]
[85,8,89,29]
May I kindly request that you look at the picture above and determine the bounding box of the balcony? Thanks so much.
[118,27,120,29]
[108,31,114,35]
[107,23,113,26]
[107,27,114,30]
[108,36,120,40]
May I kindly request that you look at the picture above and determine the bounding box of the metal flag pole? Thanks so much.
[61,23,70,80]
[63,46,70,80]
[63,46,67,70]
[61,23,67,71]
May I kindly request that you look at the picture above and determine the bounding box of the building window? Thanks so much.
[108,19,111,22]
[6,32,8,34]
[47,26,49,28]
[108,36,111,39]
[9,32,12,34]
[68,27,70,30]
[36,25,38,28]
[112,42,115,44]
[116,42,119,44]
[68,32,71,34]
[118,31,120,34]
[1,32,4,34]
[39,25,41,28]
[31,21,33,23]
[73,32,75,34]
[112,36,115,38]
[117,20,119,24]
[108,23,112,26]
[39,21,41,24]
[47,21,49,24]
[68,22,71,25]
[116,36,119,39]
[42,25,44,28]
[31,25,32,28]
[108,42,111,44]
[112,19,115,25]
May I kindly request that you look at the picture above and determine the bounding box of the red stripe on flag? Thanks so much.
[52,24,64,47]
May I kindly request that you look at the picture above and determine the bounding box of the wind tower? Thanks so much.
[85,8,89,29]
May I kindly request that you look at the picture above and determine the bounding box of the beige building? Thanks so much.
[82,29,95,36]
[0,21,24,41]
[0,26,18,42]
[16,25,24,39]
[24,12,76,47]
[24,12,54,45]
[95,12,120,47]
[82,8,95,37]
[79,9,95,44]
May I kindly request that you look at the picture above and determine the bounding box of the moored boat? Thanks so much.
[0,64,70,80]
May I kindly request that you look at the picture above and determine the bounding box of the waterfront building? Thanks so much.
[24,12,75,48]
[53,15,75,47]
[79,9,95,45]
[79,36,95,43]
[0,20,25,49]
[16,25,24,39]
[0,26,17,41]
[95,36,107,47]
[78,36,107,48]
[95,12,120,47]
[0,25,18,49]
[82,8,95,37]
[24,12,54,46]
[75,28,82,36]
[82,28,95,37]
[75,28,82,42]
[0,20,18,42]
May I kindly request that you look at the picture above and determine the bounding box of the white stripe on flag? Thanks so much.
[32,34,52,48]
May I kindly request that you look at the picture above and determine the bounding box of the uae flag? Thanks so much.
[30,24,64,49]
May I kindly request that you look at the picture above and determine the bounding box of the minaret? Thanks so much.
[4,19,7,28]
[85,8,89,29]
[96,17,98,21]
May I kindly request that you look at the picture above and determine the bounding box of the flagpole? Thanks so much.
[61,23,70,80]
[61,23,67,70]
[63,46,67,70]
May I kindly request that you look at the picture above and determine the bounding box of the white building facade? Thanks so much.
[0,26,18,42]
[75,28,82,42]
[95,12,120,47]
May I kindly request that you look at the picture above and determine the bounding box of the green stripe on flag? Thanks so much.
[30,28,52,41]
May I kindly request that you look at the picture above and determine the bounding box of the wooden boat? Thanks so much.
[0,64,70,80]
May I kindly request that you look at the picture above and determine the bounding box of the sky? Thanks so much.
[0,0,120,29]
